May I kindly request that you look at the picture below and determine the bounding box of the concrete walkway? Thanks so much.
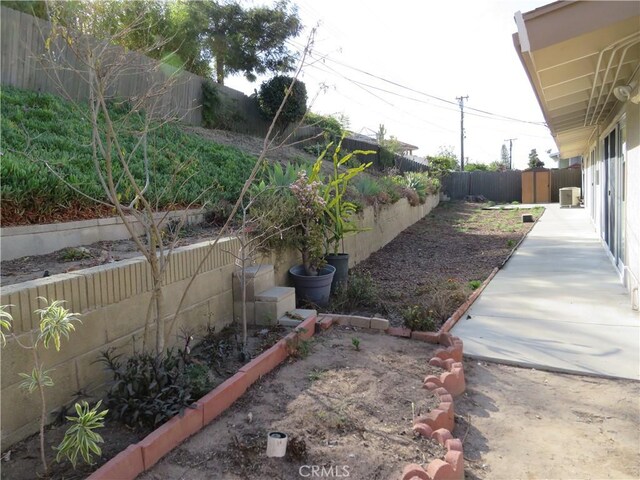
[452,204,640,380]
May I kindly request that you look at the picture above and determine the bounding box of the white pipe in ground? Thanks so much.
[266,431,288,457]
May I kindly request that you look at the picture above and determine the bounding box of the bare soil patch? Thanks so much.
[182,126,318,165]
[455,361,640,480]
[340,202,543,327]
[141,328,447,480]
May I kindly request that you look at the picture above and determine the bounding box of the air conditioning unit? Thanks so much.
[559,187,581,207]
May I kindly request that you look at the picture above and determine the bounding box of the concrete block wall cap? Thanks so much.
[348,316,371,329]
[369,317,389,330]
[0,272,85,294]
[254,286,295,302]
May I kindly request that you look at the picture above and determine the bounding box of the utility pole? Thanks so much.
[504,138,517,169]
[456,95,468,171]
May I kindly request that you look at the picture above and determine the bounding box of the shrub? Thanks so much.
[201,79,221,128]
[400,172,428,203]
[257,75,307,126]
[99,348,195,429]
[468,280,482,290]
[401,186,420,206]
[304,112,344,140]
[377,176,403,204]
[402,305,436,332]
[330,271,380,313]
[353,176,381,200]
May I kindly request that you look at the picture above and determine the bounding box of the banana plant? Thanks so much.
[309,137,374,255]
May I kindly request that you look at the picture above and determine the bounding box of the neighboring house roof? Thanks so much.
[513,1,640,158]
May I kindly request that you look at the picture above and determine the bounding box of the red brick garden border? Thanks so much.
[89,314,466,480]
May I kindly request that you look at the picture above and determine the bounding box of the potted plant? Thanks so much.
[321,138,374,292]
[287,171,336,306]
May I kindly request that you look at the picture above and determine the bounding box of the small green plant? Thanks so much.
[286,336,312,359]
[0,304,13,347]
[468,280,482,291]
[351,337,361,351]
[402,305,436,332]
[307,368,325,382]
[0,298,85,476]
[58,247,91,262]
[506,239,516,248]
[55,400,108,468]
[185,363,214,399]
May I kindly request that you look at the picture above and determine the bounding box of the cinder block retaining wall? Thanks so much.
[1,209,204,261]
[0,195,438,448]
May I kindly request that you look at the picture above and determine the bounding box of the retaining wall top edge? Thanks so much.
[0,272,85,294]
[1,209,204,236]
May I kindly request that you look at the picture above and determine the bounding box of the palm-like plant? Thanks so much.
[0,298,84,476]
[35,298,81,351]
[56,400,108,468]
[0,304,13,347]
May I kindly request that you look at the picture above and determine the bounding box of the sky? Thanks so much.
[226,0,558,170]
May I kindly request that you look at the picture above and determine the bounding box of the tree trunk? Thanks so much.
[216,58,225,85]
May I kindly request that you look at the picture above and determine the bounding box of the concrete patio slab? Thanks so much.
[452,204,640,380]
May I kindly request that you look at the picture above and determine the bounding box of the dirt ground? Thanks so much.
[141,328,447,480]
[343,202,542,327]
[456,361,640,480]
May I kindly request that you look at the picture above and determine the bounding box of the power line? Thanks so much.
[306,61,458,135]
[295,46,548,126]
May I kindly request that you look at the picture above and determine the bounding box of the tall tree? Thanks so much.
[500,144,510,167]
[528,148,544,169]
[199,0,302,84]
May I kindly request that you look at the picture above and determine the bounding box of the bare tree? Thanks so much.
[30,1,317,356]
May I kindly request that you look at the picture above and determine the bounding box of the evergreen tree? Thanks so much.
[528,148,545,169]
[501,144,510,169]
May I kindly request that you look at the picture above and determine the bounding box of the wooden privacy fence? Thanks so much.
[0,6,206,125]
[442,170,523,203]
[442,168,582,203]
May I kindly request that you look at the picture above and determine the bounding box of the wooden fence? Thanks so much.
[442,170,523,203]
[441,168,582,203]
[0,6,274,131]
